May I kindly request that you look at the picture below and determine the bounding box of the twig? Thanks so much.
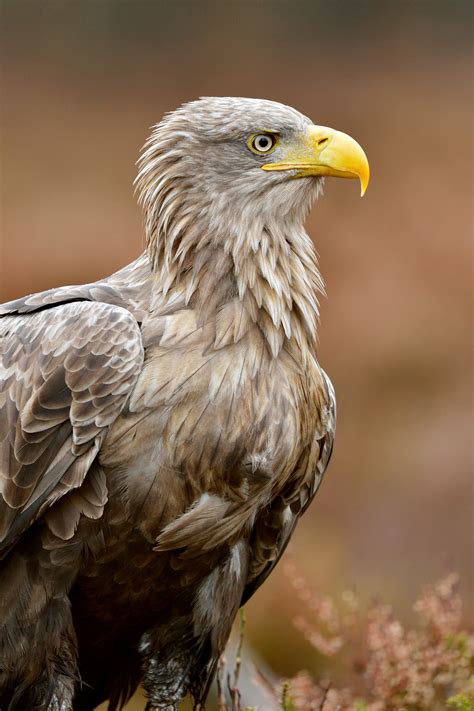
[229,608,246,711]
[280,681,291,710]
[318,680,331,711]
[216,654,227,711]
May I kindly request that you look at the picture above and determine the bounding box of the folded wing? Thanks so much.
[0,300,144,555]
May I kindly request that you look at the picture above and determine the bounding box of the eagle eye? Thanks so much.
[248,132,278,155]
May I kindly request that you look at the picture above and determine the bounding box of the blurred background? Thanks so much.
[0,0,472,707]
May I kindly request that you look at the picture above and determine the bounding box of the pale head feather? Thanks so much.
[135,97,326,355]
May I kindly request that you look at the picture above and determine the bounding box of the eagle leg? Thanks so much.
[139,624,195,711]
[139,542,249,710]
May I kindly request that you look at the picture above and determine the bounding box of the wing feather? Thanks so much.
[0,300,144,555]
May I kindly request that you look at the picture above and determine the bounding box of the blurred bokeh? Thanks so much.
[0,0,472,707]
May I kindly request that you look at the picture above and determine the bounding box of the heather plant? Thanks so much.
[217,572,473,711]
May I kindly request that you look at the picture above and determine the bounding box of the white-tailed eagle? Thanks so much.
[0,97,369,710]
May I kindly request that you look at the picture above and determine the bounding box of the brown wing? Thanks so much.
[0,300,144,555]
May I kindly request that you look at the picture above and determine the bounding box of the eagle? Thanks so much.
[0,97,369,711]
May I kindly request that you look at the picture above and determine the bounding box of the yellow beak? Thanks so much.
[261,125,370,196]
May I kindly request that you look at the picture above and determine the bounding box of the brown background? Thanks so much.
[0,0,472,704]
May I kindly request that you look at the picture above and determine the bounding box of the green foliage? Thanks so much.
[446,694,474,711]
[280,681,295,711]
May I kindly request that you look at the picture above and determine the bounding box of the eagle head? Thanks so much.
[136,96,369,270]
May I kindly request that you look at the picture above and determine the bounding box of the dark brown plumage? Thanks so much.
[0,97,368,710]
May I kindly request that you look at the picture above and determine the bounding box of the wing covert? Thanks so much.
[0,300,144,554]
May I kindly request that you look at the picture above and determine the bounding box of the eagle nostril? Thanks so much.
[318,137,329,147]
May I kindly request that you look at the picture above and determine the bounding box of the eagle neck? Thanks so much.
[147,211,323,357]
[228,217,323,356]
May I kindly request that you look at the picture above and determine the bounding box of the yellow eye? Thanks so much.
[248,133,278,155]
